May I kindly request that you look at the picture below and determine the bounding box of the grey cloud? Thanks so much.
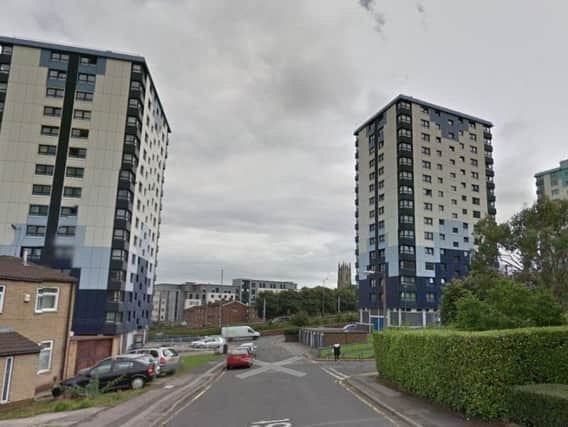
[357,0,386,35]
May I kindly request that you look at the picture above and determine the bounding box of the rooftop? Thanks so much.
[0,328,40,357]
[0,256,76,283]
[354,94,493,135]
[535,159,568,178]
[0,35,171,132]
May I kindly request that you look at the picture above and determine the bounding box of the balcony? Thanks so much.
[484,140,493,152]
[483,129,492,140]
[487,181,495,190]
[489,207,497,215]
[486,168,495,177]
[397,102,411,114]
[485,156,494,165]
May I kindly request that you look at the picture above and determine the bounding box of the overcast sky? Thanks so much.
[1,1,565,287]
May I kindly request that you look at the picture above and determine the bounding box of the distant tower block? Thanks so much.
[337,262,352,289]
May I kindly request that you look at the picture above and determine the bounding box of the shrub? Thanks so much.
[283,327,299,336]
[290,311,309,326]
[508,384,568,427]
[373,326,568,420]
[53,401,71,412]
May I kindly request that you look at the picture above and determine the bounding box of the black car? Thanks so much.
[52,355,156,397]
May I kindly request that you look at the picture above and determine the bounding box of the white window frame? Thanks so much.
[1,356,13,404]
[37,340,54,374]
[0,285,5,313]
[35,287,59,313]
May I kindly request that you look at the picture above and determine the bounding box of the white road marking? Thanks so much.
[327,367,349,380]
[251,418,292,426]
[237,356,306,379]
[321,367,347,381]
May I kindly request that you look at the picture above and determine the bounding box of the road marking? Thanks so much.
[321,366,348,381]
[236,356,306,379]
[327,367,349,380]
[251,418,292,426]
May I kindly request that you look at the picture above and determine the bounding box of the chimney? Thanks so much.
[23,248,28,266]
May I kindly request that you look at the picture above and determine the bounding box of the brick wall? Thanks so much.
[184,301,259,328]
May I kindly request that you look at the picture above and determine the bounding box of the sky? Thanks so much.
[1,0,566,287]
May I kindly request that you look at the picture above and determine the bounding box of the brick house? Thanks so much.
[0,328,40,407]
[184,300,259,328]
[0,256,76,395]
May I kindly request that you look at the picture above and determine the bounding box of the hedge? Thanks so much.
[507,384,568,427]
[373,326,568,420]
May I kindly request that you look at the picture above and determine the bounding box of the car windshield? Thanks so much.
[230,349,249,356]
[164,348,178,357]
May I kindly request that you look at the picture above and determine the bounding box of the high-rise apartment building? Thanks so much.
[0,37,170,352]
[535,159,568,200]
[354,95,495,324]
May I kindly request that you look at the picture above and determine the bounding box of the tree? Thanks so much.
[473,198,568,305]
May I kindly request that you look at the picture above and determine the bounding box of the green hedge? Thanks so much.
[507,384,568,427]
[283,327,299,335]
[373,326,568,420]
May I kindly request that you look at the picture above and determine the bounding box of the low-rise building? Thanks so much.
[233,278,298,305]
[0,328,40,407]
[535,159,568,200]
[0,256,76,393]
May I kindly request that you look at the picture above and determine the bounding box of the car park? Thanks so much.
[52,355,155,397]
[190,336,225,349]
[226,348,254,369]
[238,342,257,356]
[129,346,181,375]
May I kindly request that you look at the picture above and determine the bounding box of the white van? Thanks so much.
[221,326,261,341]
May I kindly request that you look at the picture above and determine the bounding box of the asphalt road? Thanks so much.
[167,336,395,427]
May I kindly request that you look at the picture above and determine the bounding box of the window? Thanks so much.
[424,217,433,225]
[400,230,415,239]
[436,163,443,170]
[80,56,97,65]
[397,128,412,138]
[473,211,481,219]
[398,114,411,123]
[111,249,127,261]
[35,164,54,176]
[29,204,48,216]
[35,288,59,313]
[71,128,89,138]
[472,197,480,205]
[66,167,84,178]
[399,171,413,180]
[472,184,480,192]
[471,171,479,179]
[116,209,131,221]
[38,145,56,155]
[400,291,416,302]
[44,106,62,117]
[424,202,432,211]
[424,188,432,197]
[0,45,13,55]
[57,226,76,236]
[439,204,445,212]
[399,186,413,195]
[37,341,54,374]
[451,199,458,205]
[423,174,431,183]
[470,146,478,154]
[448,119,454,126]
[132,63,143,73]
[0,285,4,313]
[50,51,69,62]
[400,245,415,255]
[32,184,51,195]
[73,109,91,120]
[68,147,87,159]
[425,262,435,271]
[113,229,130,241]
[422,146,431,155]
[440,233,446,240]
[41,125,59,136]
[63,186,82,198]
[399,200,413,208]
[0,83,6,93]
[61,206,78,217]
[424,231,434,240]
[47,69,66,80]
[399,157,412,166]
[422,160,431,169]
[421,119,429,128]
[437,177,443,184]
[469,133,477,141]
[425,247,434,255]
[398,143,412,152]
[46,88,64,98]
[421,133,430,142]
[426,292,435,303]
[78,73,96,83]
[400,215,413,224]
[435,136,441,143]
[471,159,478,167]
[105,312,123,323]
[76,91,93,101]
[453,241,459,248]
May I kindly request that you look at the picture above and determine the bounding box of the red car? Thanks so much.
[226,348,254,369]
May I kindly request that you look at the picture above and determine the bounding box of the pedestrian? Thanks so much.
[333,343,341,362]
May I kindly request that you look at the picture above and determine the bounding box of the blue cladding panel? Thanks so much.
[73,289,107,335]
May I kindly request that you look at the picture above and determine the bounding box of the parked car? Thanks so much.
[52,355,155,397]
[238,342,257,356]
[226,348,254,369]
[190,336,225,349]
[119,353,160,376]
[272,316,290,323]
[343,323,369,332]
[129,346,181,375]
[221,326,261,341]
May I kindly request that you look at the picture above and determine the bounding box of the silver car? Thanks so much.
[129,347,181,375]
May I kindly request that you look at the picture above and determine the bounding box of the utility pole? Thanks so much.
[263,298,266,322]
[221,268,223,285]
[337,295,341,313]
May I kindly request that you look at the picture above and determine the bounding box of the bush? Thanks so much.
[373,326,568,420]
[290,311,309,326]
[508,384,568,427]
[283,327,299,336]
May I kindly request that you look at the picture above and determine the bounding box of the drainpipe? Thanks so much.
[61,280,76,380]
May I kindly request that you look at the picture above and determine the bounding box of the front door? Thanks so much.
[1,356,14,404]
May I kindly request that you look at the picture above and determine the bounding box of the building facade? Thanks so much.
[152,282,238,323]
[0,37,170,353]
[354,95,495,323]
[337,262,352,289]
[233,278,298,305]
[535,159,568,200]
[0,256,76,392]
[183,300,259,329]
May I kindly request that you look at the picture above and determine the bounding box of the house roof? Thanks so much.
[0,328,40,357]
[0,256,76,283]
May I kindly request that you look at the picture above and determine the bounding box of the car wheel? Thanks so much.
[52,386,63,398]
[131,377,145,390]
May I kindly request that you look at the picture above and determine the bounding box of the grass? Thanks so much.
[318,339,375,360]
[0,354,221,421]
[175,353,221,376]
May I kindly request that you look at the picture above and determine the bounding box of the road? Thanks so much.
[167,336,396,427]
